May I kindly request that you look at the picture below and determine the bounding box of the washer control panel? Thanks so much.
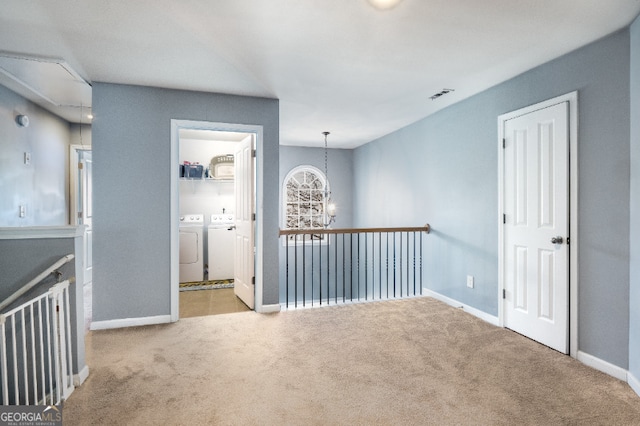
[180,214,204,223]
[210,214,235,226]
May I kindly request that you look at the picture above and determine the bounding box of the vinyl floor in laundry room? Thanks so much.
[179,288,251,318]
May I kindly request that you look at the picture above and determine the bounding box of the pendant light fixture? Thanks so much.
[323,131,337,228]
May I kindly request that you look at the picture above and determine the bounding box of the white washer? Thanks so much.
[179,214,204,283]
[208,213,235,280]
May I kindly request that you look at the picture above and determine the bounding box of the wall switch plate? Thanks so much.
[24,152,31,165]
[466,275,474,289]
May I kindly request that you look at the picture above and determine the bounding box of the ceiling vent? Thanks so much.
[429,88,455,101]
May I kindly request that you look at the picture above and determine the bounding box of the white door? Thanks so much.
[503,102,569,353]
[234,135,255,309]
[77,150,93,285]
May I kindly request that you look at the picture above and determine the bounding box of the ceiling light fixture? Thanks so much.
[323,131,336,228]
[367,0,403,10]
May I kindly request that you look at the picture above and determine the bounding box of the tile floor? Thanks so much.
[83,285,251,333]
[179,288,251,318]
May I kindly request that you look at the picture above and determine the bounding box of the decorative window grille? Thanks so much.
[283,165,329,243]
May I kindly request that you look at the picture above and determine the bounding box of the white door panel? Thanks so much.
[503,102,569,353]
[234,135,255,309]
[82,152,93,283]
[72,149,93,285]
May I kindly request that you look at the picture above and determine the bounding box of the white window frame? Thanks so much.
[282,165,331,245]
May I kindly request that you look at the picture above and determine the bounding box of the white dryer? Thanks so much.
[179,214,204,283]
[208,214,235,281]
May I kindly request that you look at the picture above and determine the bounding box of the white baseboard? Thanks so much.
[73,365,90,386]
[90,315,171,330]
[422,288,499,326]
[258,303,281,314]
[576,351,628,381]
[628,371,640,397]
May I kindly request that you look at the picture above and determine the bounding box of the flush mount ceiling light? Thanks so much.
[367,0,403,10]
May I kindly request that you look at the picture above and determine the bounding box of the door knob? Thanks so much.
[551,236,564,244]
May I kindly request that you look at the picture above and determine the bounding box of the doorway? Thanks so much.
[498,92,578,356]
[171,120,261,321]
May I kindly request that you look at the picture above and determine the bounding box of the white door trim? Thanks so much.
[69,145,91,226]
[69,145,93,286]
[498,91,579,357]
[170,120,264,321]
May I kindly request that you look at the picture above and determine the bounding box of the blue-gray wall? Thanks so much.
[354,29,631,368]
[0,85,70,226]
[629,15,640,385]
[0,85,87,382]
[0,234,85,371]
[92,83,279,322]
[0,238,75,302]
[278,146,354,301]
[279,146,354,229]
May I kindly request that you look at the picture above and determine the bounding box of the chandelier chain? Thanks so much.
[321,131,335,228]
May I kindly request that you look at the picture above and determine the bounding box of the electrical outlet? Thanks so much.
[466,275,474,289]
[19,205,26,218]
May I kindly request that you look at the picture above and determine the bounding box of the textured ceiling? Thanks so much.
[1,0,639,147]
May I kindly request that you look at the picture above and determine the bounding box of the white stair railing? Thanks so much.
[0,280,75,405]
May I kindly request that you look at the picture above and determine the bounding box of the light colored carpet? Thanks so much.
[64,297,640,425]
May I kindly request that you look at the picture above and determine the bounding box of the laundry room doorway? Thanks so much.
[171,120,260,320]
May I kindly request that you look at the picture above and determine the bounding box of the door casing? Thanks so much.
[498,91,578,357]
[69,145,93,286]
[170,120,264,321]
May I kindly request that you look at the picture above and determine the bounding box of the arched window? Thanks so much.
[283,165,330,241]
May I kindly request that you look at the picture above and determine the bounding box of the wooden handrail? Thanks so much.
[279,224,430,236]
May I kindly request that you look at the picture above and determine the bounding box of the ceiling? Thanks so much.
[0,53,92,124]
[1,0,639,148]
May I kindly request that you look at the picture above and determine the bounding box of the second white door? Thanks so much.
[502,101,569,353]
[234,135,255,309]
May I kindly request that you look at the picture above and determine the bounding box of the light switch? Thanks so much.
[24,152,31,165]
